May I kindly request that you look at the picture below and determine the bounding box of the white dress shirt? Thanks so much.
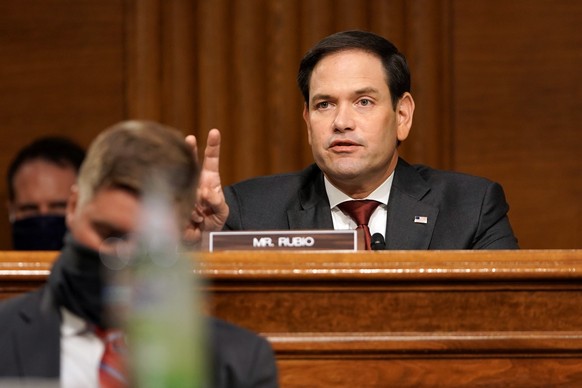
[60,308,104,388]
[324,173,394,237]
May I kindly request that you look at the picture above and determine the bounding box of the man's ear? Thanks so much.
[303,103,313,145]
[66,185,79,230]
[396,92,415,142]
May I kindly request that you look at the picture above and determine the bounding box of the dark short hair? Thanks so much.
[7,136,85,201]
[297,30,411,110]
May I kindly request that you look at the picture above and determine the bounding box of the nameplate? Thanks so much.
[203,230,360,251]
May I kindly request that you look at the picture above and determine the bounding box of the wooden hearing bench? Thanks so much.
[1,250,581,387]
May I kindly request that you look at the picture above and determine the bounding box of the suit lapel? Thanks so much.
[288,166,334,229]
[386,159,439,249]
[284,161,439,248]
[14,287,61,377]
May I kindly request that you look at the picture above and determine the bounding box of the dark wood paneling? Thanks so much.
[126,0,162,121]
[161,0,197,133]
[0,0,126,249]
[265,0,303,173]
[402,0,453,169]
[452,0,582,248]
[195,0,235,178]
[231,0,270,179]
[0,0,579,248]
[189,0,415,184]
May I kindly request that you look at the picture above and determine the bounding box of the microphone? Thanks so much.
[370,233,385,250]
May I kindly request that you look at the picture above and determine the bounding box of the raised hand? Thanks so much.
[183,128,229,245]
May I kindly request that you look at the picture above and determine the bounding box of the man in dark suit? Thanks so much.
[0,121,278,387]
[189,30,518,249]
[223,161,515,249]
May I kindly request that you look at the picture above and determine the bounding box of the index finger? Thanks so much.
[202,128,221,174]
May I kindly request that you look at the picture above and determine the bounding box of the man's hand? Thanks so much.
[183,128,229,245]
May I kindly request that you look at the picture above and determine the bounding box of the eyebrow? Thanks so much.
[17,203,40,211]
[310,93,332,103]
[310,87,381,104]
[354,87,380,96]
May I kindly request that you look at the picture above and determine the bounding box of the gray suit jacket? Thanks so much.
[224,158,518,249]
[0,287,279,387]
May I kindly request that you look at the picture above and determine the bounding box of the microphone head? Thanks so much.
[370,233,385,250]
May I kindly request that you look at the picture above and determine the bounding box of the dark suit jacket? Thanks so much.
[224,158,518,249]
[0,287,278,388]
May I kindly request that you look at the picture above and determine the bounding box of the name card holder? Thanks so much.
[202,230,363,251]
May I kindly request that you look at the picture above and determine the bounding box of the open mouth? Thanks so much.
[329,140,360,152]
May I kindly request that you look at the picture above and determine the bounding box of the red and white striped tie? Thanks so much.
[95,328,128,388]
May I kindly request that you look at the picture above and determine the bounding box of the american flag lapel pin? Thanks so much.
[414,216,428,224]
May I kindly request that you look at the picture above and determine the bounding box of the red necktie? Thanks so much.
[337,200,381,250]
[95,327,128,387]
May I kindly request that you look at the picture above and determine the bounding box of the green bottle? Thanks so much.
[126,182,208,387]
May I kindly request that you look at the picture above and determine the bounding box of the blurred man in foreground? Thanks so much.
[0,121,278,387]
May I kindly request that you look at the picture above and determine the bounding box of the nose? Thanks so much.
[332,104,355,132]
[38,204,52,216]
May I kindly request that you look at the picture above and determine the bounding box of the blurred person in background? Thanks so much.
[6,136,85,250]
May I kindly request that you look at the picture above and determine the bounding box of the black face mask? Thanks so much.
[11,215,67,250]
[48,234,121,329]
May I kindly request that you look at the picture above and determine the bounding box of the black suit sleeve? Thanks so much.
[473,181,519,249]
[210,318,278,388]
[223,185,241,230]
[0,288,61,378]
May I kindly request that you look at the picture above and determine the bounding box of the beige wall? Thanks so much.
[0,0,580,249]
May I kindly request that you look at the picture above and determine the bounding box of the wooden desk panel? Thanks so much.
[0,251,55,300]
[202,250,582,333]
[1,250,581,386]
[272,331,582,386]
[278,358,582,387]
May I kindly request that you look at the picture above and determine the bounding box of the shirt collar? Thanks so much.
[324,172,394,209]
[61,307,91,337]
